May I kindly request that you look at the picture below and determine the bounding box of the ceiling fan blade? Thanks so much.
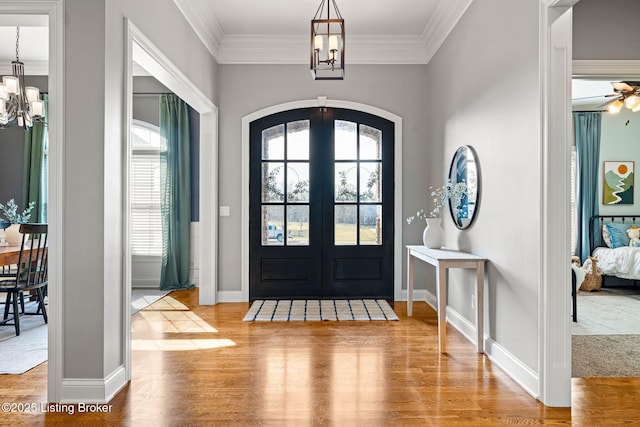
[572,94,617,101]
[612,82,634,92]
[596,97,620,109]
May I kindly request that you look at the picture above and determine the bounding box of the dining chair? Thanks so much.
[0,223,48,336]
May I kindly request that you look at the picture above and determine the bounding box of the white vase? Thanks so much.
[4,223,22,245]
[422,218,443,248]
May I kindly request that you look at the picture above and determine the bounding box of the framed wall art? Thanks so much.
[603,161,634,205]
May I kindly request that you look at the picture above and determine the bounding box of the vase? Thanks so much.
[422,218,443,249]
[4,223,22,245]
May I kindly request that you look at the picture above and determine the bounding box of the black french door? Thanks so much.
[249,108,394,300]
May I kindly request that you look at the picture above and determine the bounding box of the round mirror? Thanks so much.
[448,145,480,229]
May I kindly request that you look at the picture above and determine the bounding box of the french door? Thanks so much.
[249,108,394,300]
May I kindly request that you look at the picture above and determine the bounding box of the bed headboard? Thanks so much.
[589,215,640,253]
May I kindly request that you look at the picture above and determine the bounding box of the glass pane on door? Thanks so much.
[286,162,309,202]
[360,205,382,245]
[335,120,357,160]
[359,124,382,160]
[360,163,381,202]
[287,120,310,160]
[262,163,285,202]
[335,163,358,202]
[262,205,285,246]
[335,205,357,245]
[262,124,285,160]
[287,205,309,246]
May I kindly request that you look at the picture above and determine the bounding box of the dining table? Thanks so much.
[0,242,23,267]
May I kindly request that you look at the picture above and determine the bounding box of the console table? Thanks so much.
[406,245,487,353]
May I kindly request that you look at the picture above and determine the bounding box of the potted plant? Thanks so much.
[0,199,35,245]
[407,180,467,248]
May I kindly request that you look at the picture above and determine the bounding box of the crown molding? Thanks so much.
[0,59,48,75]
[174,0,473,65]
[573,60,640,78]
[173,0,224,59]
[217,34,431,65]
[542,0,579,7]
[421,0,473,64]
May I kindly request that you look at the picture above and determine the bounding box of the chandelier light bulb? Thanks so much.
[31,100,44,117]
[329,35,338,51]
[25,87,39,103]
[608,99,624,114]
[624,95,640,110]
[3,76,18,94]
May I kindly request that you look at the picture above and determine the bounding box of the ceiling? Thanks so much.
[0,1,473,74]
[0,15,48,75]
[172,0,474,64]
[572,79,633,111]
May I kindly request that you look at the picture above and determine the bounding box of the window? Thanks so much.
[131,120,164,256]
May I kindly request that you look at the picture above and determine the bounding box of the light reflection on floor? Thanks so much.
[132,295,235,351]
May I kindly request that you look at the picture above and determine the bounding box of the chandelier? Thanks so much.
[0,27,45,130]
[310,0,345,80]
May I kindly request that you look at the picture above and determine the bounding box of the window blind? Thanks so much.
[131,121,162,256]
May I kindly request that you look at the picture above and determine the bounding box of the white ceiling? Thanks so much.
[572,79,624,111]
[0,1,473,75]
[172,0,474,64]
[0,15,48,75]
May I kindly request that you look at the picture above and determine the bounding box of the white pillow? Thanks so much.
[572,265,587,289]
[602,223,612,248]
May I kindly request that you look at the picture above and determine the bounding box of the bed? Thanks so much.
[586,215,640,286]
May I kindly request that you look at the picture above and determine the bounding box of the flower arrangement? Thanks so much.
[407,180,468,224]
[0,199,35,224]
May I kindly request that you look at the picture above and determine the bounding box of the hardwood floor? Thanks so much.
[2,288,640,426]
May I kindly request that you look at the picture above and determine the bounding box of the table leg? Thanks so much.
[407,248,414,316]
[476,261,485,354]
[436,263,447,353]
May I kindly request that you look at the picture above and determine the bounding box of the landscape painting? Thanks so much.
[603,161,634,205]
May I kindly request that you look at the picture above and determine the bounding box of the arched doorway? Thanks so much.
[249,107,394,300]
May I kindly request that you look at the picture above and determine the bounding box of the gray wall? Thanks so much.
[0,76,48,206]
[573,0,640,60]
[217,64,430,292]
[425,0,541,371]
[63,0,217,380]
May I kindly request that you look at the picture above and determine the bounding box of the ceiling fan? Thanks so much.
[598,81,640,113]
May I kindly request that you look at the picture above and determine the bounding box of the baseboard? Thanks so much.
[60,365,127,403]
[483,337,540,400]
[131,279,160,288]
[422,290,540,400]
[400,289,429,304]
[445,305,479,347]
[189,267,199,286]
[217,290,243,302]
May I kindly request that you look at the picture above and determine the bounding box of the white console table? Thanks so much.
[406,245,487,354]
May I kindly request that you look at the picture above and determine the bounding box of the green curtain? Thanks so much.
[574,112,602,262]
[159,94,193,290]
[22,93,48,223]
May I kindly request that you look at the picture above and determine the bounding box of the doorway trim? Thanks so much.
[539,0,577,407]
[124,19,219,381]
[241,99,403,302]
[0,0,65,403]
